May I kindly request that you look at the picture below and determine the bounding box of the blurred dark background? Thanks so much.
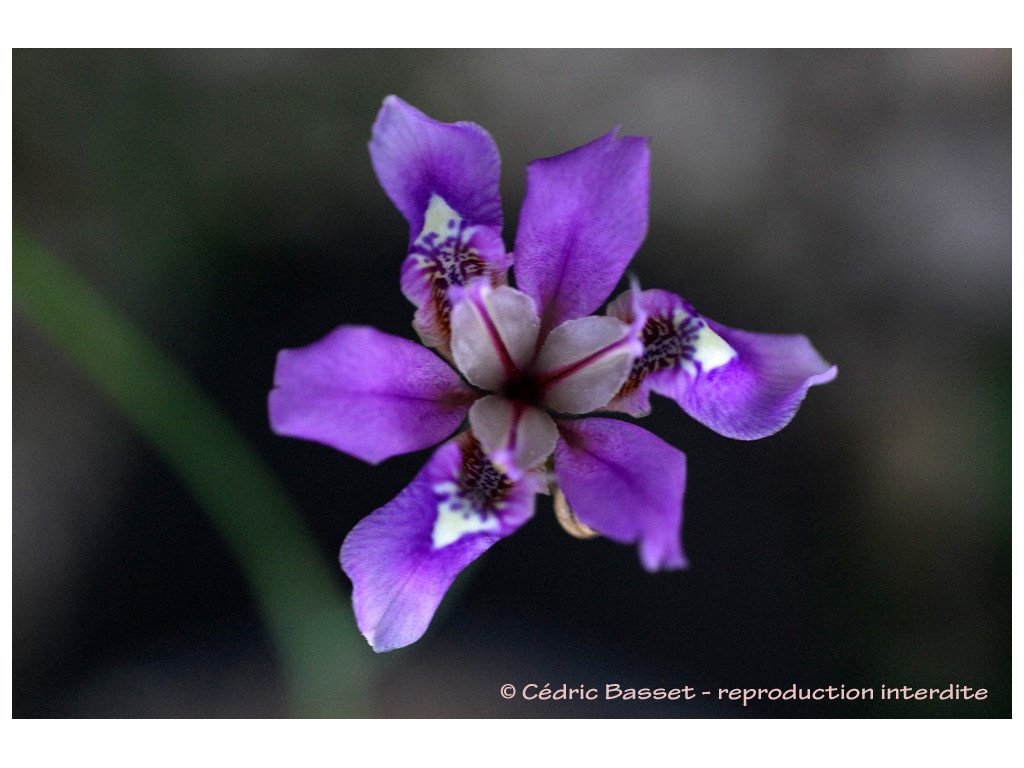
[13,49,1010,717]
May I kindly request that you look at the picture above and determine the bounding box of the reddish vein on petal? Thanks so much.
[506,401,522,455]
[537,334,637,388]
[469,288,519,379]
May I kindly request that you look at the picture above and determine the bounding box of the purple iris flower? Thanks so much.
[269,97,837,652]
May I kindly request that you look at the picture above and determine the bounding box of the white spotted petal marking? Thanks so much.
[402,194,509,353]
[430,480,502,549]
[670,306,737,376]
[410,196,469,269]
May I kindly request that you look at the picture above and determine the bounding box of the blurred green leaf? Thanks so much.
[13,228,370,716]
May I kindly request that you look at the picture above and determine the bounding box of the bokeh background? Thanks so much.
[13,49,1010,717]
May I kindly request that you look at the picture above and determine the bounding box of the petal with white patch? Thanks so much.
[606,288,836,439]
[370,96,503,235]
[370,97,515,355]
[340,434,538,652]
[401,195,512,353]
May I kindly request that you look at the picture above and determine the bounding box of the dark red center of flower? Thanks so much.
[501,372,544,406]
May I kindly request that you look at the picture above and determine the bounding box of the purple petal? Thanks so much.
[371,97,512,354]
[555,418,687,572]
[269,326,476,465]
[513,130,649,333]
[607,289,837,439]
[370,96,503,234]
[400,199,513,354]
[340,434,539,652]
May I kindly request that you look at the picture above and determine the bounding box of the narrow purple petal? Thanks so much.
[340,434,539,652]
[607,289,837,439]
[555,418,687,572]
[370,96,502,233]
[269,326,476,465]
[513,130,649,334]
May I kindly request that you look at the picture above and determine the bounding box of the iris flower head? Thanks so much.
[269,97,837,652]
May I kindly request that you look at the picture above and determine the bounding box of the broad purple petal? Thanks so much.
[513,130,649,333]
[371,97,512,354]
[555,418,687,572]
[269,326,476,465]
[683,322,838,439]
[340,434,538,652]
[370,96,503,233]
[607,289,837,439]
